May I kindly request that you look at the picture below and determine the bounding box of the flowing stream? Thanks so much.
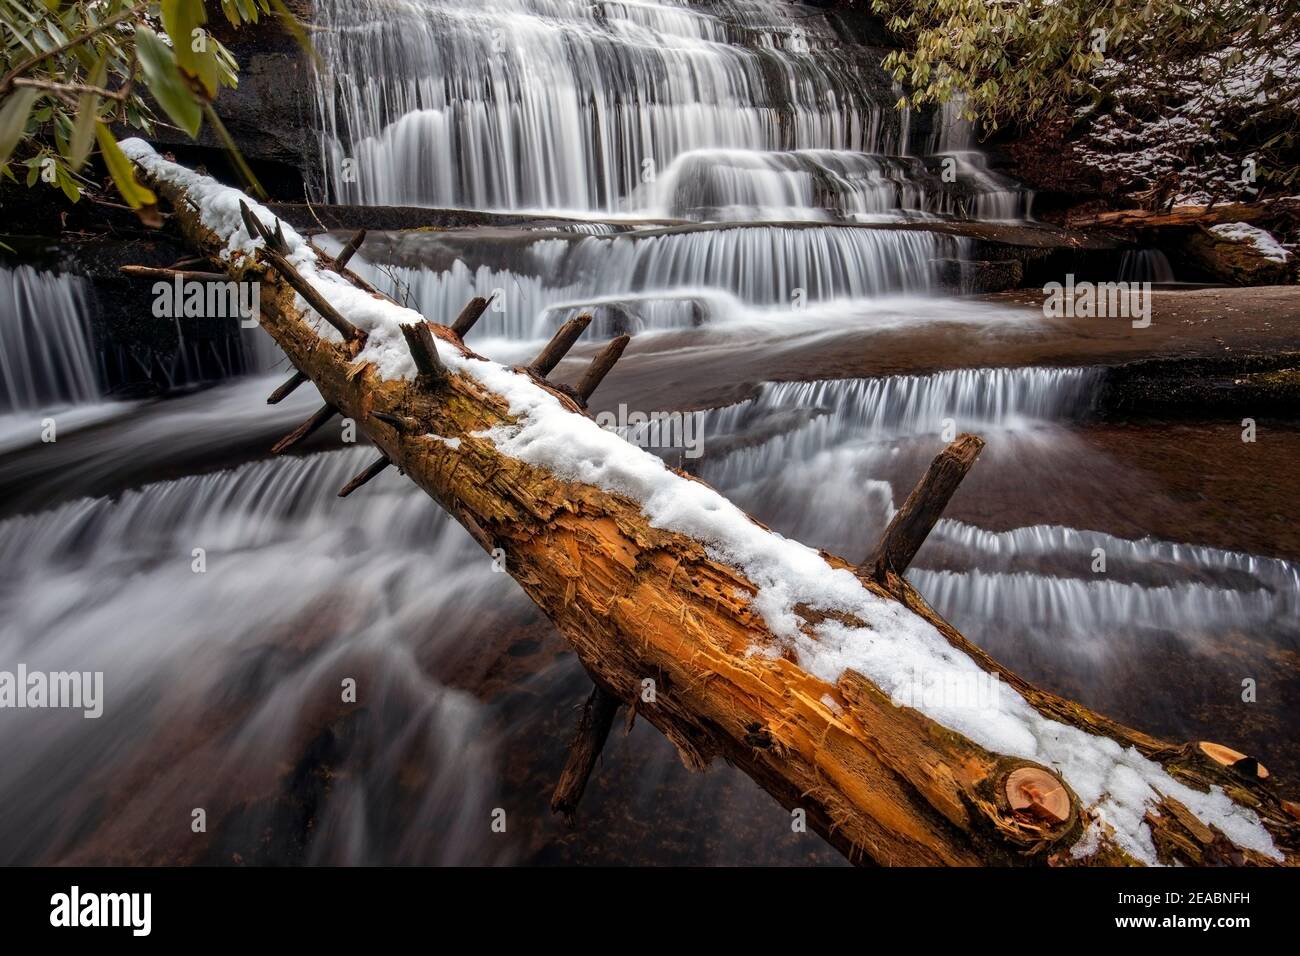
[0,0,1292,864]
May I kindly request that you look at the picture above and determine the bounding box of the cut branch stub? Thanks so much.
[338,454,392,497]
[866,433,984,580]
[371,411,408,432]
[575,334,631,405]
[267,370,308,405]
[262,247,367,346]
[551,685,621,825]
[1198,741,1270,780]
[333,229,367,272]
[450,295,492,338]
[1004,767,1072,828]
[400,321,449,388]
[271,403,337,455]
[528,314,592,378]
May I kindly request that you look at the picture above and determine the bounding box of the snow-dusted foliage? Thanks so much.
[1074,17,1300,205]
[874,0,1300,207]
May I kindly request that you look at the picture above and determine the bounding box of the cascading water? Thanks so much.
[351,224,954,341]
[0,449,515,864]
[312,0,1027,223]
[312,0,906,213]
[1118,248,1176,284]
[929,97,1033,221]
[0,266,100,412]
[693,367,1297,685]
[0,266,136,455]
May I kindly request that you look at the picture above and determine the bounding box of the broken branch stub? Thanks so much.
[451,295,492,338]
[262,247,367,346]
[271,403,337,455]
[866,434,984,580]
[267,370,308,405]
[333,229,367,272]
[119,265,229,281]
[338,454,392,498]
[400,321,449,388]
[528,314,592,378]
[551,685,622,824]
[574,334,631,405]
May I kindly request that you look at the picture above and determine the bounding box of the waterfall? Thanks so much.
[929,98,1033,221]
[350,224,955,342]
[693,367,1100,557]
[691,365,1297,674]
[701,366,1101,465]
[645,148,952,221]
[1118,249,1176,284]
[0,266,100,412]
[911,568,1295,655]
[312,0,903,213]
[913,520,1300,651]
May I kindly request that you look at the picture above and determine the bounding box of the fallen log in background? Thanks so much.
[1068,197,1300,231]
[127,142,1299,867]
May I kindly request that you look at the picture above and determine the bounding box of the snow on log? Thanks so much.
[123,140,1299,867]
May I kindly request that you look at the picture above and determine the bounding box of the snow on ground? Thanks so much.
[1210,222,1293,262]
[119,140,1281,864]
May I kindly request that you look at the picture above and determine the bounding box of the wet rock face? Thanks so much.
[1178,228,1297,286]
[1098,353,1300,419]
[143,8,320,200]
[934,257,1023,294]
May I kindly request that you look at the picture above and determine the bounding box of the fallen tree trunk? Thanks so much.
[128,143,1299,867]
[1068,198,1300,230]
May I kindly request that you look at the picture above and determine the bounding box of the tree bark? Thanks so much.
[137,160,1300,868]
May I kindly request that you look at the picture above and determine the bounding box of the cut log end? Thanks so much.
[1197,741,1270,780]
[1004,767,1071,827]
